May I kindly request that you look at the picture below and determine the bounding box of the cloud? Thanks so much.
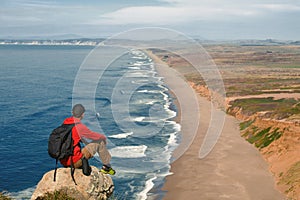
[95,6,192,25]
[254,4,300,12]
[9,0,59,8]
[89,0,300,26]
[92,1,300,26]
[0,1,104,27]
[93,5,257,25]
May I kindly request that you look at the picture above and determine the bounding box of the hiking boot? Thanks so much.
[100,165,116,175]
[82,157,92,176]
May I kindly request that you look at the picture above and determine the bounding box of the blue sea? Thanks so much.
[0,45,180,199]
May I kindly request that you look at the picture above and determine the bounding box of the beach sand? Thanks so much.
[147,51,285,200]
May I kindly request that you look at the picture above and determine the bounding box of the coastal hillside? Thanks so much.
[151,44,300,199]
[227,98,300,199]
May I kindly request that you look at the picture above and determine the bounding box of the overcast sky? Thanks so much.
[1,0,300,40]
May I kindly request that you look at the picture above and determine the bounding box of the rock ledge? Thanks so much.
[31,166,114,200]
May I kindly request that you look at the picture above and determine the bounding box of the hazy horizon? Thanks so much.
[1,35,299,42]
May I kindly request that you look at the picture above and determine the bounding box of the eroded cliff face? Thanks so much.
[189,79,300,199]
[188,82,211,100]
[227,106,300,200]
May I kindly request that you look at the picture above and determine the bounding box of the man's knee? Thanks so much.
[99,140,106,147]
[82,147,93,159]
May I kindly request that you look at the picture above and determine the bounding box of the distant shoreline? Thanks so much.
[1,38,300,46]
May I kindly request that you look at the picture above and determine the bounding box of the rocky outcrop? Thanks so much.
[31,166,114,200]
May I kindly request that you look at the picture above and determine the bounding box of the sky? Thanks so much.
[1,0,300,40]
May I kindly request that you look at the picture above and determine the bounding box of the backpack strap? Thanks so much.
[70,123,77,185]
[53,157,77,185]
[70,157,77,185]
[53,158,58,182]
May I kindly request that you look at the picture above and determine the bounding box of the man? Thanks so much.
[60,104,115,175]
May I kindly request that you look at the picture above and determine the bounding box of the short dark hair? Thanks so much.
[72,104,85,118]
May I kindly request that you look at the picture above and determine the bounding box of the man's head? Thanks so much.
[72,104,85,118]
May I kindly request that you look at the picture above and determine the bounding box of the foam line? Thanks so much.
[109,132,133,139]
[137,176,157,200]
[110,145,147,158]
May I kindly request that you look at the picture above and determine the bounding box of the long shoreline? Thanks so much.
[147,50,285,200]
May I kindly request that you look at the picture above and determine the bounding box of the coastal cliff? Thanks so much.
[31,166,114,200]
[189,80,300,199]
[226,101,300,199]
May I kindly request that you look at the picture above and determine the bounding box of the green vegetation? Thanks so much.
[242,126,258,138]
[229,97,299,150]
[229,98,300,119]
[184,73,205,85]
[279,161,300,195]
[188,75,300,97]
[239,119,255,130]
[245,126,282,149]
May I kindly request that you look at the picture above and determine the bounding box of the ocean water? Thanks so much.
[0,45,180,199]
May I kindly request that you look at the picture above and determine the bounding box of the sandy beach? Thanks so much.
[147,51,285,200]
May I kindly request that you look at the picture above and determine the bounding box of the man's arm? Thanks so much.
[77,124,106,142]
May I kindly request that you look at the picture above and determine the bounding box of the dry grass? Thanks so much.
[151,45,300,97]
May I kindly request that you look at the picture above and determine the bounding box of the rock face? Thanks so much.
[31,166,114,200]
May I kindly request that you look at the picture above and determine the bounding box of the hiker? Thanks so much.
[59,104,115,175]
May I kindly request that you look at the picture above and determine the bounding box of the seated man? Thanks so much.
[60,104,115,175]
